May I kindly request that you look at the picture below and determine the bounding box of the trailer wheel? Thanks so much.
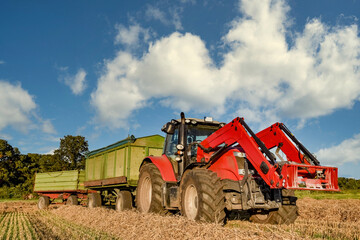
[116,191,133,211]
[37,196,50,209]
[180,169,226,224]
[136,163,166,214]
[88,193,101,208]
[250,190,298,224]
[66,195,78,206]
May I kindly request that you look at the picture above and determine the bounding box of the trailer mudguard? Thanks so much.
[143,155,177,182]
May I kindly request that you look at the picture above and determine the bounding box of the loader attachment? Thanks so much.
[281,163,339,191]
[256,122,339,191]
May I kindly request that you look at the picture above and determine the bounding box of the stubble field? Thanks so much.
[0,198,359,240]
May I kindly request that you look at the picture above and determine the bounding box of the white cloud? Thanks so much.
[146,5,183,30]
[317,134,360,166]
[115,24,150,47]
[46,148,56,155]
[91,52,145,128]
[0,133,12,140]
[92,0,360,129]
[0,80,57,135]
[63,68,87,95]
[0,60,5,64]
[0,81,37,132]
[41,119,56,134]
[146,6,167,25]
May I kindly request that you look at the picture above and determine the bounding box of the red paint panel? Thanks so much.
[208,149,243,181]
[146,155,177,182]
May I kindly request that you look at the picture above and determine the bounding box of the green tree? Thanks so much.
[54,135,88,170]
[0,139,21,186]
[38,154,70,172]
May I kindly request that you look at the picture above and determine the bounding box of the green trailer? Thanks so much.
[34,134,164,210]
[84,135,164,210]
[34,170,94,209]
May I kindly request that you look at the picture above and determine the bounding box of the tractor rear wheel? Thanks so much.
[88,193,101,208]
[180,168,226,224]
[250,190,298,224]
[136,163,166,214]
[66,195,78,206]
[116,191,133,211]
[37,196,50,209]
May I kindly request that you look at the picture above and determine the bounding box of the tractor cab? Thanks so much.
[161,115,225,174]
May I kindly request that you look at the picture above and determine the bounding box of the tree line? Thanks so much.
[0,136,88,199]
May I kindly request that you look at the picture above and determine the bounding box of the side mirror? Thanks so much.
[161,122,175,134]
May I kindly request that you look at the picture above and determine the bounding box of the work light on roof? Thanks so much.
[204,116,213,122]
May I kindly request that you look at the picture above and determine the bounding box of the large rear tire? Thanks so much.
[180,168,226,224]
[37,196,50,209]
[116,190,133,211]
[136,163,166,214]
[88,193,101,208]
[250,190,298,224]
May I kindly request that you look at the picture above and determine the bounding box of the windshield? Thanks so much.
[186,125,219,144]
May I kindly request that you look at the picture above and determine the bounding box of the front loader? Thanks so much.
[136,113,339,224]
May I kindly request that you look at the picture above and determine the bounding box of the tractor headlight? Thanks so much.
[176,144,184,150]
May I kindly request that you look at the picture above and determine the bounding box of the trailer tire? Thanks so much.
[250,190,298,224]
[88,193,101,208]
[67,195,78,206]
[116,191,133,211]
[136,163,166,214]
[37,196,50,209]
[180,169,226,224]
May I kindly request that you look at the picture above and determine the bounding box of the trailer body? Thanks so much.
[34,170,93,208]
[84,135,164,189]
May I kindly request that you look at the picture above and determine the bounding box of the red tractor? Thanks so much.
[136,113,339,224]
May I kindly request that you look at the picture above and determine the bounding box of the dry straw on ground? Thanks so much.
[1,198,360,240]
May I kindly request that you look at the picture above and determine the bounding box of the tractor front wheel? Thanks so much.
[180,168,226,224]
[136,163,166,214]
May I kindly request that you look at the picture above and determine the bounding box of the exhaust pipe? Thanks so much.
[178,112,186,176]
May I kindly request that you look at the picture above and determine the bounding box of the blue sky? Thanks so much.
[1,0,360,178]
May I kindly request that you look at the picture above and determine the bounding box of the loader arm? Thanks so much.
[255,122,319,166]
[197,117,339,191]
[196,117,282,189]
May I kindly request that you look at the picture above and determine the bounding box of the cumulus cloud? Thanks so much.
[0,80,57,135]
[91,52,145,128]
[63,68,87,95]
[92,0,360,128]
[0,81,36,132]
[115,24,150,47]
[317,134,360,166]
